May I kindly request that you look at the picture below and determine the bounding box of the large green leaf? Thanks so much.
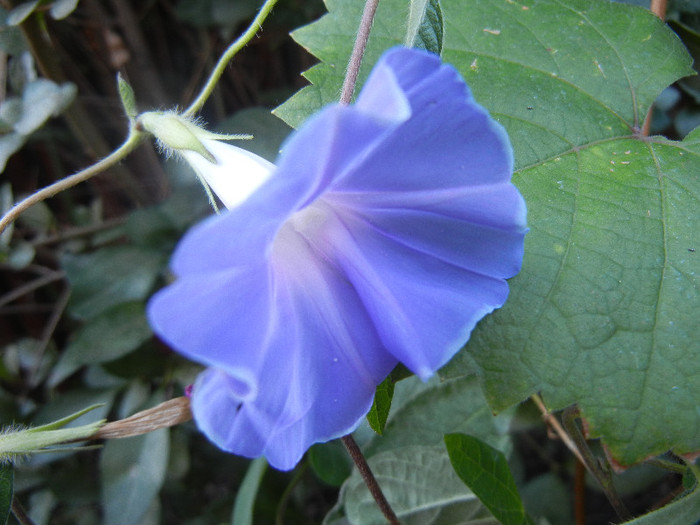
[326,446,496,525]
[276,0,698,465]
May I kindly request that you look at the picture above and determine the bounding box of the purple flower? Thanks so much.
[147,47,527,470]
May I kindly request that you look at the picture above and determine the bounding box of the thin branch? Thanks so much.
[0,271,65,308]
[0,130,145,236]
[183,0,279,117]
[342,435,400,525]
[562,406,631,522]
[531,394,585,465]
[11,497,36,525]
[340,0,381,105]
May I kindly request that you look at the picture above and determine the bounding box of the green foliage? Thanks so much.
[327,446,495,525]
[231,457,267,525]
[445,433,534,525]
[62,246,166,320]
[366,376,394,436]
[48,301,152,387]
[0,466,12,525]
[309,441,352,487]
[100,396,169,525]
[406,0,443,54]
[277,0,700,467]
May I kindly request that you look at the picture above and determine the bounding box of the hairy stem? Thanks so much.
[0,130,145,235]
[183,0,279,117]
[342,435,400,525]
[562,406,631,522]
[340,0,381,105]
[8,1,147,203]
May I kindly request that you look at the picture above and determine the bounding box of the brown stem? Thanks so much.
[340,0,381,105]
[341,435,400,525]
[12,497,36,525]
[562,406,631,522]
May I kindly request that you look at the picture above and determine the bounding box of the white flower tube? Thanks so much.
[181,139,275,209]
[139,111,275,209]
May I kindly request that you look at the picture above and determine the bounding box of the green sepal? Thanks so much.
[117,73,138,120]
[0,404,105,463]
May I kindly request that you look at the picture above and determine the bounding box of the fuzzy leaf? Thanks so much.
[330,446,496,525]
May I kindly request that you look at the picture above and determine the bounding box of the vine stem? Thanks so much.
[340,0,381,105]
[561,406,631,522]
[337,1,399,522]
[341,435,400,525]
[183,0,279,118]
[0,130,145,236]
[641,0,668,136]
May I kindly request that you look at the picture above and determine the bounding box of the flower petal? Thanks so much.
[305,206,511,380]
[170,103,412,277]
[174,224,397,470]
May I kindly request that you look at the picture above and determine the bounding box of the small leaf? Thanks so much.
[100,401,169,525]
[230,457,267,525]
[308,441,352,487]
[406,0,443,55]
[6,1,40,26]
[12,79,76,135]
[366,375,394,435]
[0,465,12,525]
[48,301,152,387]
[444,433,534,525]
[0,133,25,172]
[117,73,137,120]
[61,246,166,320]
[49,0,79,19]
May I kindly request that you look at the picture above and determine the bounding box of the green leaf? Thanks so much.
[0,465,12,525]
[100,413,169,525]
[12,79,76,135]
[6,1,40,26]
[309,441,352,487]
[406,0,443,54]
[275,0,410,128]
[364,376,513,458]
[230,457,267,525]
[331,446,495,525]
[444,433,534,525]
[279,0,699,466]
[366,375,394,435]
[49,0,79,19]
[48,301,152,387]
[62,246,166,319]
[436,0,699,466]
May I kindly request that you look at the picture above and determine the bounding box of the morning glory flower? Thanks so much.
[147,47,527,470]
